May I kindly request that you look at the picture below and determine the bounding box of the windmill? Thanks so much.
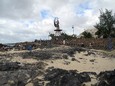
[54,17,62,36]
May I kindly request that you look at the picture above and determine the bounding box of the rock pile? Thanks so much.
[45,68,91,86]
[0,62,46,86]
[0,44,9,51]
[0,46,88,61]
[0,62,20,71]
[21,51,53,60]
[94,70,115,86]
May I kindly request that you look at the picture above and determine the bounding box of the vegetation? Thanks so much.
[81,31,93,38]
[49,33,55,39]
[61,33,77,40]
[49,32,77,40]
[94,9,115,38]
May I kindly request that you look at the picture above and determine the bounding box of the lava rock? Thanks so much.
[71,58,76,61]
[33,79,44,86]
[90,59,95,62]
[45,68,91,86]
[0,62,45,86]
[62,54,68,59]
[0,62,20,71]
[95,70,115,86]
[95,80,109,86]
[80,72,91,82]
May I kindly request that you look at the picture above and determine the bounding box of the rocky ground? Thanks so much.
[0,45,115,86]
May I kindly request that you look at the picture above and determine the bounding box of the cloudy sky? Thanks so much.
[0,0,115,43]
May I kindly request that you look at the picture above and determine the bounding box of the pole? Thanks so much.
[72,25,74,37]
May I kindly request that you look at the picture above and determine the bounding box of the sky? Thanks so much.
[0,0,115,43]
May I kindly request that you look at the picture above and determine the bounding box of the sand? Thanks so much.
[45,51,115,74]
[43,51,115,86]
[3,47,115,73]
[1,46,115,86]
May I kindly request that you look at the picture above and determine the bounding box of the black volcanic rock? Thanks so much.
[45,68,91,86]
[95,70,115,86]
[0,62,46,86]
[0,62,20,71]
[21,51,53,60]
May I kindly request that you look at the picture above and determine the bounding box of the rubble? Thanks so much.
[0,62,20,71]
[94,69,115,86]
[0,61,46,86]
[45,68,91,86]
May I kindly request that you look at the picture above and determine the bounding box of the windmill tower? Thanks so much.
[54,17,62,36]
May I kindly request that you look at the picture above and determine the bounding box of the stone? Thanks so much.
[95,70,115,86]
[45,68,91,86]
[0,62,20,71]
[63,61,70,65]
[0,61,45,86]
[62,54,68,59]
[17,81,25,86]
[80,72,91,82]
[90,59,95,62]
[33,79,44,86]
[71,58,76,61]
[96,80,109,86]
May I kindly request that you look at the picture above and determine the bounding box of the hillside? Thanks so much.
[78,28,97,38]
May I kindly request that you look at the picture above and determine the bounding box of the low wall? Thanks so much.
[52,38,115,49]
[12,38,115,51]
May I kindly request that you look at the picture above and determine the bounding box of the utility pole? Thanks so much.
[72,25,74,37]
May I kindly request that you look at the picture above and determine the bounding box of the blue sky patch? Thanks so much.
[40,9,50,19]
[79,1,91,10]
[75,1,92,15]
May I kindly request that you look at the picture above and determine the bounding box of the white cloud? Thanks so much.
[0,0,115,43]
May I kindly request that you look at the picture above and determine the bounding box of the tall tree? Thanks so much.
[94,9,115,38]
